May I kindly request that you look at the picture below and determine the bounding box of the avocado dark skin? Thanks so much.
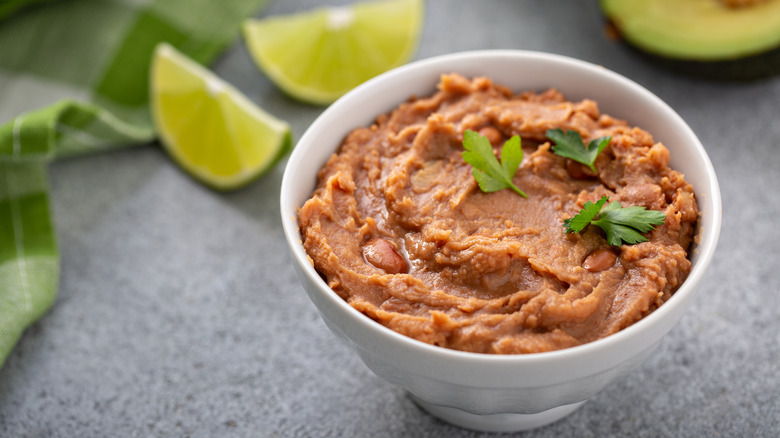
[604,20,780,82]
[600,0,780,82]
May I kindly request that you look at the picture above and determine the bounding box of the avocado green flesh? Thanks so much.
[601,0,780,60]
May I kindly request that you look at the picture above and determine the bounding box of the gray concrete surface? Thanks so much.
[1,1,778,436]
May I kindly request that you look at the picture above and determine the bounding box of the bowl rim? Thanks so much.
[280,49,722,366]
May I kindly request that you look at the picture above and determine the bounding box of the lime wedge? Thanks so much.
[243,0,424,105]
[150,43,292,190]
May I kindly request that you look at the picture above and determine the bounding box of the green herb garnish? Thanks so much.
[564,195,667,246]
[462,129,527,197]
[546,128,611,173]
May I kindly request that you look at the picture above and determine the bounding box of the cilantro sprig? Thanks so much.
[546,128,611,173]
[564,196,667,246]
[462,129,527,197]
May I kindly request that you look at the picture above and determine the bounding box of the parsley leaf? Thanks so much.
[462,129,527,197]
[563,196,608,233]
[546,128,611,173]
[564,195,667,246]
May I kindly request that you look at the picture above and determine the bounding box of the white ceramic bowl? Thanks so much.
[280,51,721,432]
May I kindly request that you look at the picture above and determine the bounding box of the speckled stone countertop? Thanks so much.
[1,1,778,437]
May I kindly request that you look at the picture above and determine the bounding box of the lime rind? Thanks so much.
[243,0,424,105]
[151,43,291,190]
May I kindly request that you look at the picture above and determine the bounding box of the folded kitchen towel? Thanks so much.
[0,0,269,368]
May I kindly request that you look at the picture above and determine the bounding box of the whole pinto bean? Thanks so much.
[363,238,408,274]
[478,126,503,145]
[582,248,618,272]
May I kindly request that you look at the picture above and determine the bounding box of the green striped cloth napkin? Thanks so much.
[0,0,269,368]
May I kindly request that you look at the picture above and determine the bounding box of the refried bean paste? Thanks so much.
[298,74,698,354]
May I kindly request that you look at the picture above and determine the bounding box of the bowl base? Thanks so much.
[411,395,586,432]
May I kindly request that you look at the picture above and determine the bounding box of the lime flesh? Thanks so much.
[243,0,424,105]
[151,43,291,190]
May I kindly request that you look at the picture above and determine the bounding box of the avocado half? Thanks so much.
[601,0,780,81]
